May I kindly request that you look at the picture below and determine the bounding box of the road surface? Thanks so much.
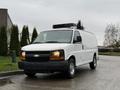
[0,55,120,90]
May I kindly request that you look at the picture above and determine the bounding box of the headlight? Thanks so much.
[50,50,64,60]
[52,51,60,57]
[19,51,26,61]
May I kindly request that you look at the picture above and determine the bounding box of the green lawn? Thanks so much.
[99,52,120,56]
[0,56,19,72]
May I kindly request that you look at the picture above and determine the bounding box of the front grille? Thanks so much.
[25,51,51,62]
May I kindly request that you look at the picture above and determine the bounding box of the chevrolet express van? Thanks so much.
[18,23,98,78]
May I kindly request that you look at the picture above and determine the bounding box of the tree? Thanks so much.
[31,28,38,43]
[26,26,30,43]
[10,25,20,55]
[20,25,30,47]
[104,24,120,48]
[0,26,8,56]
[77,20,84,30]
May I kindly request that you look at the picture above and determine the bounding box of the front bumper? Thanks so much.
[18,61,69,73]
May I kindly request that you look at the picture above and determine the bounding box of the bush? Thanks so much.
[98,48,120,52]
[113,49,120,52]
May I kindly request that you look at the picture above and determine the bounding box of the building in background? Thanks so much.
[0,8,13,45]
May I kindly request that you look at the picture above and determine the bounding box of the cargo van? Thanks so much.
[18,23,98,78]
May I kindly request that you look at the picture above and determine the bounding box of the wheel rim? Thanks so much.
[93,57,97,67]
[70,63,75,76]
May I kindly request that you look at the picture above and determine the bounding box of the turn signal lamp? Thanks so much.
[19,51,26,61]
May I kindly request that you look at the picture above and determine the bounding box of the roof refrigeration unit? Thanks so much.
[53,22,84,30]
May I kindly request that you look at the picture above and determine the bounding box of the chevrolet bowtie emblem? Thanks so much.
[34,54,40,57]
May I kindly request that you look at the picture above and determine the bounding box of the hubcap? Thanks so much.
[70,63,75,75]
[94,57,97,67]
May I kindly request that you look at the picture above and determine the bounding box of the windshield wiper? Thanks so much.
[33,41,63,43]
[44,41,60,43]
[32,42,42,44]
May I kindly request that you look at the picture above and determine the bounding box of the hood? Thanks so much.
[21,43,70,51]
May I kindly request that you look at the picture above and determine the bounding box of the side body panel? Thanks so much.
[64,44,83,66]
[65,30,98,66]
[79,30,98,63]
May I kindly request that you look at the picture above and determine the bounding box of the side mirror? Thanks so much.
[77,36,82,42]
[73,36,82,43]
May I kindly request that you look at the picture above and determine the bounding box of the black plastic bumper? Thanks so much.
[18,61,69,73]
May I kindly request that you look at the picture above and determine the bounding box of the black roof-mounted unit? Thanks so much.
[53,23,77,29]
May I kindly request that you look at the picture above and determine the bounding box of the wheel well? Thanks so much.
[68,55,76,66]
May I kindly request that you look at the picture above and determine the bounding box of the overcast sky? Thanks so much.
[0,0,120,45]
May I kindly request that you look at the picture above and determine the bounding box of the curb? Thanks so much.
[0,70,23,77]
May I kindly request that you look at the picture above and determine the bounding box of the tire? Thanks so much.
[89,55,97,70]
[24,71,36,77]
[66,58,76,78]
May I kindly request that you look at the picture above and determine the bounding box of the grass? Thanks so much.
[99,52,120,56]
[0,56,19,72]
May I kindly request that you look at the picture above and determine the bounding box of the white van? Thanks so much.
[18,23,98,78]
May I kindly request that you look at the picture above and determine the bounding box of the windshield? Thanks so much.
[33,30,73,43]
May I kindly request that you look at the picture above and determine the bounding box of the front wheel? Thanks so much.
[66,58,76,78]
[89,56,97,70]
[24,71,36,77]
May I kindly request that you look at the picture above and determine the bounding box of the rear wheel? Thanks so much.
[89,55,97,70]
[66,58,75,78]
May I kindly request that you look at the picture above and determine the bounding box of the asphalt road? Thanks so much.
[0,55,120,90]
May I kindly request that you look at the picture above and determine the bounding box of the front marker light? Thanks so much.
[22,52,26,57]
[19,51,26,61]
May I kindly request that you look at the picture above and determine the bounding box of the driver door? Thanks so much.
[73,31,83,66]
